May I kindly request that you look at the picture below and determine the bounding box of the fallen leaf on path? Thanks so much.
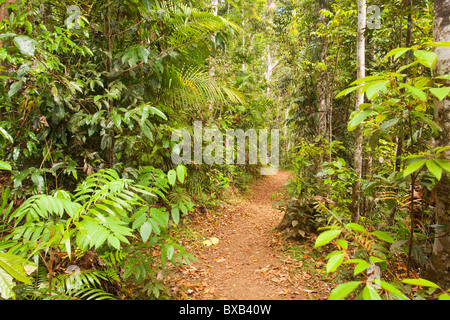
[203,237,220,247]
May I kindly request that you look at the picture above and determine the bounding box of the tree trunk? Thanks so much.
[317,0,329,174]
[426,0,450,290]
[208,0,219,111]
[351,0,366,223]
[0,0,14,121]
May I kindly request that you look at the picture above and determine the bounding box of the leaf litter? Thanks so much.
[168,170,331,300]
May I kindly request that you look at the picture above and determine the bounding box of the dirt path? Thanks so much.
[172,170,329,300]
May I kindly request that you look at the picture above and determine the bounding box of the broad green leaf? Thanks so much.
[127,50,139,67]
[385,47,412,61]
[430,87,450,101]
[176,165,186,183]
[0,267,15,299]
[426,159,442,180]
[0,127,13,143]
[328,281,361,300]
[150,207,169,228]
[356,103,373,110]
[13,35,36,57]
[397,60,419,73]
[140,221,152,242]
[149,106,167,120]
[167,169,176,186]
[435,159,450,173]
[31,172,45,193]
[137,46,149,63]
[141,124,153,140]
[369,256,385,263]
[113,114,122,128]
[336,239,348,249]
[439,293,450,300]
[379,281,409,300]
[400,83,427,101]
[435,146,450,155]
[403,158,426,177]
[165,245,174,260]
[171,207,180,225]
[372,231,395,243]
[402,278,440,288]
[346,223,367,233]
[351,76,387,85]
[107,235,121,250]
[348,109,372,131]
[131,210,147,230]
[363,284,382,300]
[7,81,22,98]
[414,50,437,68]
[0,252,35,285]
[326,251,344,274]
[0,161,11,171]
[354,261,371,275]
[365,81,388,100]
[335,85,363,99]
[314,229,342,248]
[435,74,450,80]
[424,41,450,47]
[379,117,400,134]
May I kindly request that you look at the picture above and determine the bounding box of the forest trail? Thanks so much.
[172,170,328,300]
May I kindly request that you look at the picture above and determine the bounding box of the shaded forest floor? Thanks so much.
[168,170,335,300]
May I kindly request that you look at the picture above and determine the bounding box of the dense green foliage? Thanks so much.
[0,0,449,300]
[0,0,264,299]
[273,0,450,299]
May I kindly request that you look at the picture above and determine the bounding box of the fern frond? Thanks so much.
[161,64,244,110]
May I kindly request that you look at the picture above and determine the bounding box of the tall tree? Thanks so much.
[351,0,366,222]
[426,0,450,289]
[317,0,329,171]
[208,0,219,111]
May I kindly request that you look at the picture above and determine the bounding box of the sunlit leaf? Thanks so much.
[426,159,442,180]
[402,278,440,288]
[314,229,342,248]
[430,87,450,101]
[328,281,361,300]
[403,158,426,177]
[13,35,36,57]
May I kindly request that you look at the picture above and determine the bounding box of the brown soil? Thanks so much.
[171,169,331,300]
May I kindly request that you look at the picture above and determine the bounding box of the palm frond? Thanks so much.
[160,64,244,111]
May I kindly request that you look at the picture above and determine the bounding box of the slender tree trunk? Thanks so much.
[317,0,329,174]
[208,0,219,111]
[351,0,366,223]
[265,44,279,97]
[0,0,15,121]
[426,0,450,289]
